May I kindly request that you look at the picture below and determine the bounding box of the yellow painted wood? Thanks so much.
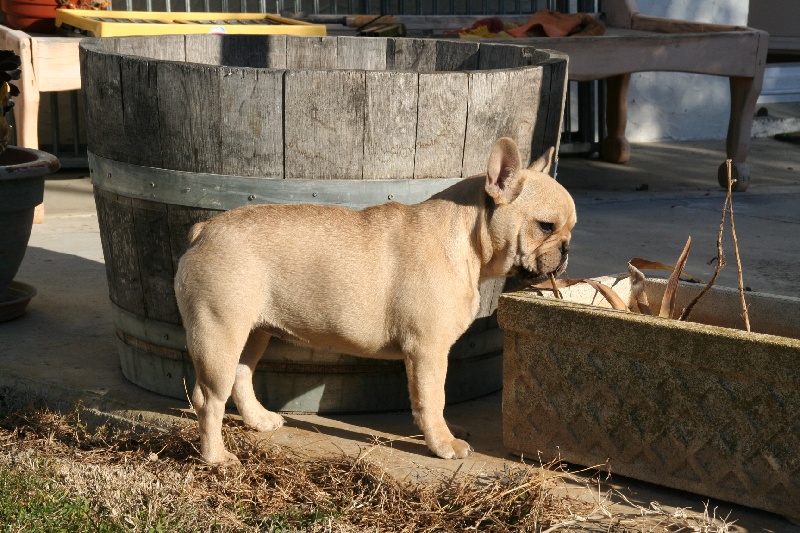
[55,10,326,37]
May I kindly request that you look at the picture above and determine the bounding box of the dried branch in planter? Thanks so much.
[628,258,703,283]
[627,262,652,315]
[581,279,630,311]
[680,183,729,322]
[678,161,750,329]
[659,237,691,319]
[530,278,629,312]
[549,273,562,299]
[726,160,751,332]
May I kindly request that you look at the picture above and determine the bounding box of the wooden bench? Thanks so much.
[1,0,768,191]
[545,0,767,191]
[401,0,768,191]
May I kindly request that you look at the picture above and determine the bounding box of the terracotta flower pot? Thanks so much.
[0,145,60,320]
[0,0,59,33]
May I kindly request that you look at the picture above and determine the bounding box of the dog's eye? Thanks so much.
[538,222,555,234]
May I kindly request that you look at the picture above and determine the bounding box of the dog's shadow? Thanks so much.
[280,414,428,456]
[258,390,509,461]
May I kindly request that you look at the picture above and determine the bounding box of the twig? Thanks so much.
[549,273,562,299]
[183,377,195,411]
[680,186,729,321]
[531,278,629,311]
[726,160,751,332]
[541,520,578,532]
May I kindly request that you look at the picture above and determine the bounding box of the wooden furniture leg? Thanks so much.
[16,92,46,223]
[600,73,631,164]
[718,75,763,192]
[14,38,45,223]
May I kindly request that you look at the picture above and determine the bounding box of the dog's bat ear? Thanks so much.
[529,146,555,175]
[486,137,524,205]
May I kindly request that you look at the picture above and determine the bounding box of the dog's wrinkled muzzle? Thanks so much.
[549,242,570,277]
[510,253,569,282]
[511,243,569,283]
[553,253,569,276]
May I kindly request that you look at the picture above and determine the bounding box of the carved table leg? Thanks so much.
[15,87,45,223]
[600,73,631,164]
[718,75,762,192]
[11,34,45,222]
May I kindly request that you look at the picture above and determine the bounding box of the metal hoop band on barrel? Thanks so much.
[89,151,465,211]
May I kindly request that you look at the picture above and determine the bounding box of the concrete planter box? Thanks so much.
[498,276,800,521]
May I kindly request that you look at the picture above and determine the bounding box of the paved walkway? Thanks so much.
[1,137,799,531]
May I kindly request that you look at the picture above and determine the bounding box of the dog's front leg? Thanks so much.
[405,351,473,459]
[231,329,285,432]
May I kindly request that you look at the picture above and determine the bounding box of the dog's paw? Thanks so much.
[204,449,242,467]
[243,410,285,433]
[431,438,473,459]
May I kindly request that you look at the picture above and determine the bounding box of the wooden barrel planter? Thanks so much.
[80,34,567,413]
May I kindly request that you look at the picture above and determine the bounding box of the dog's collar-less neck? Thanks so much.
[476,192,499,270]
[483,192,497,220]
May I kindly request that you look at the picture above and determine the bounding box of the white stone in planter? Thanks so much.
[498,276,800,522]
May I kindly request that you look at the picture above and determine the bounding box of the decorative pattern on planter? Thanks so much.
[499,279,800,522]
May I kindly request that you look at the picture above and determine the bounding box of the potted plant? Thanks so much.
[0,0,59,32]
[0,0,110,34]
[0,49,60,321]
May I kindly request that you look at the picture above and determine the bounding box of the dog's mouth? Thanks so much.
[510,266,548,283]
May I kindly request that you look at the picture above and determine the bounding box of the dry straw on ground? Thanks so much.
[0,397,733,532]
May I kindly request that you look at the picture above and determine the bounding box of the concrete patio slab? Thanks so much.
[1,137,799,531]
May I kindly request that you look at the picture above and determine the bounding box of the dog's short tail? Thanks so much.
[187,221,208,247]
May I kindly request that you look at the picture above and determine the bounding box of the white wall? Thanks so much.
[626,0,749,142]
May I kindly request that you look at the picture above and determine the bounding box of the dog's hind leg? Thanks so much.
[188,320,252,466]
[231,329,285,432]
[405,347,473,459]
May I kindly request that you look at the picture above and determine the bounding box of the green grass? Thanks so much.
[0,460,117,533]
[252,506,343,532]
[0,458,189,533]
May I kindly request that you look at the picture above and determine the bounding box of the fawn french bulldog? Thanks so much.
[174,137,576,465]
